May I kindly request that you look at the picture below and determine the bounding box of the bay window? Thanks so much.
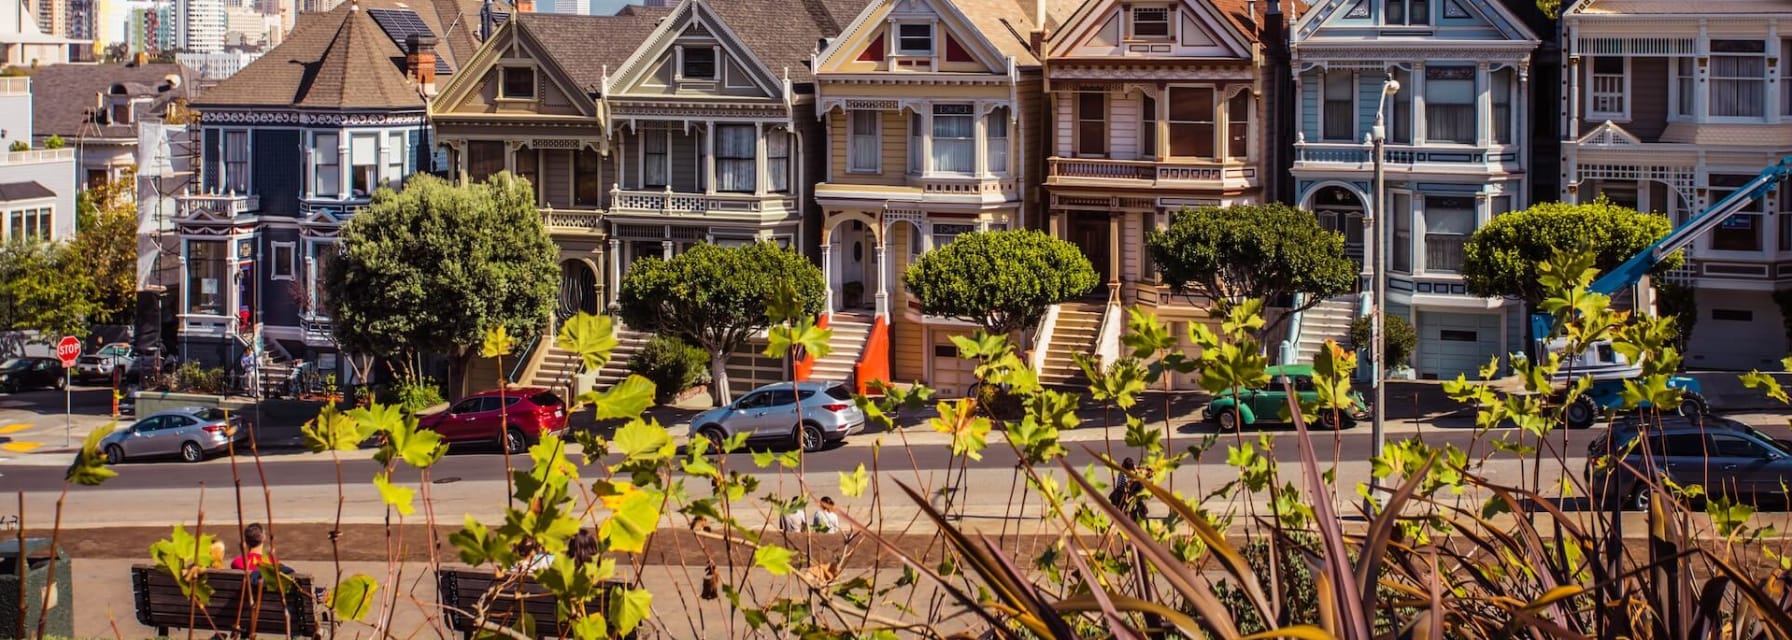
[1141,95,1158,158]
[1392,193,1412,273]
[6,207,49,242]
[848,109,879,172]
[187,240,227,315]
[1674,57,1695,117]
[1390,68,1412,144]
[513,146,538,201]
[1422,196,1474,273]
[384,132,405,188]
[350,133,379,197]
[1710,40,1766,118]
[932,105,974,174]
[467,140,504,183]
[223,130,249,193]
[909,112,923,174]
[1322,70,1353,141]
[1076,92,1106,156]
[1492,68,1513,144]
[1589,57,1626,117]
[1168,87,1214,158]
[716,124,755,192]
[1424,66,1475,143]
[574,148,603,207]
[1711,174,1765,251]
[312,133,340,197]
[642,127,669,188]
[986,107,1009,174]
[767,130,789,193]
[1226,91,1249,159]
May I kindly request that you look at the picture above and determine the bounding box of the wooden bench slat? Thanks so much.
[131,564,321,638]
[437,567,631,640]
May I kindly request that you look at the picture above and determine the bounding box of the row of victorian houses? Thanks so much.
[160,0,1791,399]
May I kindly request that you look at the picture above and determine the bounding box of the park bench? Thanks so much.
[130,564,322,639]
[437,567,629,640]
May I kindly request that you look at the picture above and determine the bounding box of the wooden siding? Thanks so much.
[826,110,910,186]
[542,149,572,208]
[1053,92,1073,158]
[1299,70,1321,141]
[1629,57,1669,142]
[1110,93,1140,160]
[889,224,925,380]
[1018,77,1045,229]
[1123,210,1145,282]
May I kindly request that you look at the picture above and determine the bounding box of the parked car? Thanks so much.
[416,387,568,454]
[75,342,136,382]
[1203,364,1370,431]
[689,381,865,453]
[98,406,247,464]
[0,357,65,392]
[1587,415,1792,510]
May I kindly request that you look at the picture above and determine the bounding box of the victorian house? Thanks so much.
[811,0,1062,397]
[1289,0,1537,379]
[1036,0,1275,388]
[432,0,863,397]
[1560,0,1792,370]
[176,0,480,379]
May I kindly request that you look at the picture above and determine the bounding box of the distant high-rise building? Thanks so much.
[33,0,68,35]
[176,0,222,51]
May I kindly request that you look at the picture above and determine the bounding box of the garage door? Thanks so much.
[930,333,977,398]
[1416,311,1501,380]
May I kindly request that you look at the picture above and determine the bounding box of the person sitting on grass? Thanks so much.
[811,496,842,533]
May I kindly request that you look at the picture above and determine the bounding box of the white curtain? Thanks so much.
[849,110,879,171]
[767,130,789,193]
[1711,55,1766,117]
[1425,73,1475,143]
[932,114,973,174]
[643,129,668,188]
[1423,196,1475,273]
[986,108,1008,174]
[1323,72,1353,141]
[225,131,249,193]
[313,133,339,197]
[716,125,755,193]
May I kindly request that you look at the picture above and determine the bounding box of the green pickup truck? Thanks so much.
[1203,364,1370,431]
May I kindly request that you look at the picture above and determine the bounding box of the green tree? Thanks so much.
[1461,198,1678,306]
[1146,203,1357,337]
[903,229,1099,336]
[6,141,25,152]
[43,135,64,150]
[616,242,824,405]
[323,173,556,392]
[71,171,139,325]
[0,243,99,343]
[1349,313,1417,370]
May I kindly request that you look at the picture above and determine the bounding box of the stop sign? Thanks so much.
[56,335,80,368]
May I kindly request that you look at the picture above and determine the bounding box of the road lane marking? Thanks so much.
[0,423,31,434]
[0,441,42,453]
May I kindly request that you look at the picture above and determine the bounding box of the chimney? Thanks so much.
[514,0,532,12]
[406,33,438,89]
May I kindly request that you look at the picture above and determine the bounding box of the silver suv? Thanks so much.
[690,381,865,452]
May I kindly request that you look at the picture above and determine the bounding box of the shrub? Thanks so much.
[173,361,225,394]
[1349,313,1417,369]
[383,379,444,414]
[629,334,710,403]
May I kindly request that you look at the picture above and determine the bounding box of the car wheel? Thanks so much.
[796,424,825,453]
[1627,483,1652,512]
[104,444,124,465]
[180,441,203,463]
[52,375,66,391]
[1564,396,1598,429]
[1676,393,1709,419]
[1317,411,1344,431]
[697,426,727,452]
[1217,411,1239,431]
[502,428,527,455]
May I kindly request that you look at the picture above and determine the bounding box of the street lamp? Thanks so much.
[1368,78,1399,509]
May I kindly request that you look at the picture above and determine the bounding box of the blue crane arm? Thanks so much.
[1589,155,1792,296]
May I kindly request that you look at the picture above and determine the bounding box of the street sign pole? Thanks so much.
[56,335,81,447]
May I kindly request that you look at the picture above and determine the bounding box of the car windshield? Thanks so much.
[99,345,129,356]
[190,408,230,422]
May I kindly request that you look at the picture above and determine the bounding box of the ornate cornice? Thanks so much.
[198,110,428,127]
[610,104,788,120]
[1047,63,1256,81]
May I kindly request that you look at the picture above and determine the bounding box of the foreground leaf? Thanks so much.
[329,574,378,621]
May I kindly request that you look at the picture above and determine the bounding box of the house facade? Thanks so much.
[1560,0,1792,370]
[1290,0,1538,379]
[0,77,78,246]
[176,0,478,377]
[29,61,194,192]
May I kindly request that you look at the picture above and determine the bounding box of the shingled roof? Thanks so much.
[510,5,673,95]
[701,0,869,84]
[29,63,193,140]
[194,0,480,110]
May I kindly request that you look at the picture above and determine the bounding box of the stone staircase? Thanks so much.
[521,327,650,396]
[1038,301,1105,386]
[809,312,871,383]
[1291,296,1359,365]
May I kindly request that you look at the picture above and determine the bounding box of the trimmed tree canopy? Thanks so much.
[323,173,557,387]
[1146,203,1356,334]
[616,242,825,405]
[903,229,1099,336]
[1462,199,1678,304]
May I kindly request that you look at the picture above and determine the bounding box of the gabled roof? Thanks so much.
[1569,0,1792,15]
[29,62,194,139]
[1046,0,1261,60]
[194,0,481,110]
[816,0,1072,73]
[1293,0,1537,44]
[509,5,674,94]
[702,0,869,84]
[0,182,54,202]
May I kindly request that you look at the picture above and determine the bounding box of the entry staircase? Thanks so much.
[809,312,872,384]
[1037,300,1105,386]
[519,326,651,398]
[1290,295,1359,365]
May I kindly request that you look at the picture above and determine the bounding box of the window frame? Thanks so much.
[1128,6,1171,40]
[1419,194,1475,275]
[1423,65,1477,145]
[1321,70,1356,142]
[1708,173,1767,252]
[1166,85,1216,160]
[311,131,340,198]
[270,241,296,281]
[766,128,790,193]
[1224,90,1250,161]
[498,65,537,101]
[1075,91,1107,158]
[221,128,250,194]
[847,109,881,174]
[714,124,757,193]
[640,126,670,189]
[895,22,934,56]
[1587,56,1630,121]
[678,45,717,82]
[930,104,975,175]
[1140,93,1159,159]
[1708,39,1768,121]
[349,132,380,198]
[986,107,1009,176]
[1384,0,1429,26]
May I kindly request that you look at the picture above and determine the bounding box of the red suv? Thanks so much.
[418,387,568,454]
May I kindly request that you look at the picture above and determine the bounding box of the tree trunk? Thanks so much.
[447,349,472,401]
[709,350,732,406]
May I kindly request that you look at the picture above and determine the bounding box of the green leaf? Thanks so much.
[584,375,657,420]
[329,574,378,622]
[765,318,832,360]
[753,544,795,576]
[611,419,675,465]
[301,403,370,453]
[1741,370,1788,405]
[597,480,663,554]
[372,471,415,516]
[904,230,1099,335]
[838,463,869,498]
[148,523,218,602]
[929,398,992,461]
[608,587,653,637]
[65,423,118,486]
[558,312,619,372]
[568,615,607,640]
[481,325,516,359]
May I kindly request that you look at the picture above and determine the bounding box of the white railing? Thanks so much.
[542,208,604,230]
[0,148,74,165]
[609,188,799,215]
[0,77,28,96]
[180,314,232,338]
[177,193,260,218]
[1029,303,1061,373]
[1294,142,1520,167]
[1093,286,1124,368]
[1047,158,1256,186]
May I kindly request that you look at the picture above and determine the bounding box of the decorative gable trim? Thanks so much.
[815,0,1015,76]
[1046,0,1253,60]
[607,0,787,101]
[431,19,599,119]
[1293,0,1539,43]
[1578,121,1642,147]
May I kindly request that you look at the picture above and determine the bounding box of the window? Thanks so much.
[1140,94,1158,158]
[223,130,249,193]
[680,46,716,80]
[110,101,131,125]
[1076,92,1106,156]
[1589,57,1626,117]
[1710,434,1770,459]
[932,104,974,174]
[350,133,378,197]
[1710,40,1766,118]
[1390,68,1412,144]
[767,130,789,193]
[1491,68,1513,144]
[187,240,227,315]
[513,147,538,201]
[1385,0,1427,25]
[1710,174,1764,251]
[312,132,340,197]
[716,124,756,192]
[309,240,338,312]
[848,109,880,172]
[1675,57,1695,117]
[575,148,603,207]
[1422,195,1474,273]
[1712,308,1754,322]
[467,140,505,183]
[642,127,669,188]
[1226,91,1249,159]
[1168,87,1214,158]
[897,23,932,55]
[385,132,405,188]
[500,66,535,100]
[1392,192,1411,273]
[1322,70,1354,141]
[1130,6,1169,38]
[909,112,923,174]
[986,107,1009,174]
[1784,39,1792,116]
[6,207,49,242]
[933,223,975,246]
[270,242,295,280]
[1425,66,1475,143]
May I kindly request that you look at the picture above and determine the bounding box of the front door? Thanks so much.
[1068,214,1111,284]
[558,261,598,317]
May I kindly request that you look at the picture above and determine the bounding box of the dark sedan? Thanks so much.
[0,357,66,392]
[1588,415,1792,510]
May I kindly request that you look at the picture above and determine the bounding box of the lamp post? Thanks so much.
[1368,78,1400,508]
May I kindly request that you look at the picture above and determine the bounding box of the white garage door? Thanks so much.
[930,334,977,398]
[1416,311,1501,380]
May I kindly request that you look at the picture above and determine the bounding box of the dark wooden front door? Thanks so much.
[1069,214,1112,284]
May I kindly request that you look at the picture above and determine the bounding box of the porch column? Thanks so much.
[874,239,889,318]
[336,133,350,200]
[704,122,716,195]
[661,239,674,260]
[606,238,621,311]
[820,235,835,316]
[1107,213,1122,291]
[754,122,767,196]
[1476,62,1492,147]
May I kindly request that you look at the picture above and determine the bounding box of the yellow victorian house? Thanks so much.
[813,0,1069,397]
